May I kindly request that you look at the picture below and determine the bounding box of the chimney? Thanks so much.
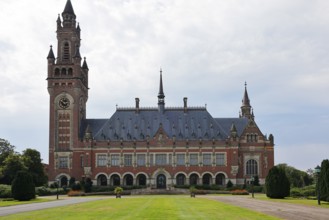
[183,97,188,113]
[135,98,140,113]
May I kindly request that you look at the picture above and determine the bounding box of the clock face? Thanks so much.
[59,97,70,109]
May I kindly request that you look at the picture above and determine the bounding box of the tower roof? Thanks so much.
[63,0,75,16]
[82,57,89,70]
[242,82,250,107]
[47,45,55,59]
[158,69,165,99]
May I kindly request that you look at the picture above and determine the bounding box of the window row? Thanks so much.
[96,153,226,167]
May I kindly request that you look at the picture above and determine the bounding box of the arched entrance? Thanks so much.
[97,174,107,186]
[60,176,68,187]
[189,174,199,185]
[157,174,166,189]
[215,173,225,186]
[124,174,133,186]
[136,174,147,186]
[176,174,186,186]
[110,174,120,186]
[202,173,212,185]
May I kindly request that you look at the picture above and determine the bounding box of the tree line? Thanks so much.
[0,138,47,186]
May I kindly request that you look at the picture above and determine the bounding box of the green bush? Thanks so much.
[226,180,233,188]
[290,185,316,198]
[0,184,12,198]
[266,166,290,199]
[11,171,35,201]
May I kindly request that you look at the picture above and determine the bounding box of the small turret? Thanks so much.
[57,14,62,30]
[240,82,254,119]
[82,57,89,70]
[47,45,55,64]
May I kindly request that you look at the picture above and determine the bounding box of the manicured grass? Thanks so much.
[0,198,51,207]
[0,195,279,220]
[252,193,329,208]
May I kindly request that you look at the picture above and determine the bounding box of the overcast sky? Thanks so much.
[0,0,328,171]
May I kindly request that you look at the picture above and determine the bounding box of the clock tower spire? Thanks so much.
[47,0,89,181]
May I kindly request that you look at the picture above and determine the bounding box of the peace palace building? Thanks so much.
[47,0,274,188]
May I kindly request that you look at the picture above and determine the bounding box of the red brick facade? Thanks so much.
[47,0,274,188]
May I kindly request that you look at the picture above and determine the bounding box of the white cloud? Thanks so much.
[0,0,328,170]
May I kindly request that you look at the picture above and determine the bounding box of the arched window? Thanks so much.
[176,174,186,186]
[54,68,60,76]
[246,159,258,175]
[63,42,70,62]
[97,174,107,186]
[215,173,225,186]
[68,68,73,75]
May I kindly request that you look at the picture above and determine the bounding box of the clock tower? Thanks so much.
[47,0,89,180]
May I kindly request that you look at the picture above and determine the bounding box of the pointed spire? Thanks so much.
[82,57,89,70]
[57,14,62,28]
[158,68,165,99]
[240,82,253,119]
[47,45,55,59]
[62,0,76,28]
[63,0,75,16]
[242,82,250,107]
[157,68,165,113]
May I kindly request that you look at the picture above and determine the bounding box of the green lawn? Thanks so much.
[0,198,51,207]
[0,195,279,220]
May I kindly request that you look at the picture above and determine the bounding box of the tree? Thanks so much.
[266,166,290,198]
[253,176,260,186]
[0,154,26,185]
[277,163,313,187]
[11,171,35,201]
[22,149,47,186]
[0,138,16,167]
[318,159,329,202]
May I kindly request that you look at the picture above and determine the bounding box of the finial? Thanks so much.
[50,45,52,48]
[160,68,162,74]
[245,81,247,88]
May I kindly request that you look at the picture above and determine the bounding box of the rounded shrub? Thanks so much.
[265,166,290,199]
[11,171,36,201]
[0,184,12,198]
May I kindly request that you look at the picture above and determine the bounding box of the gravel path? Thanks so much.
[202,195,329,220]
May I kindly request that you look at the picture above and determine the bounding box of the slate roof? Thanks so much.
[81,108,249,141]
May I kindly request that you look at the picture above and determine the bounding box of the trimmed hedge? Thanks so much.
[11,171,35,201]
[290,185,316,198]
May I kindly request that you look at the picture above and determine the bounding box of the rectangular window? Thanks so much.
[124,154,133,166]
[216,153,225,166]
[203,153,211,166]
[59,156,68,168]
[80,155,84,168]
[177,154,185,166]
[149,154,154,166]
[155,154,167,165]
[189,154,198,165]
[111,154,120,166]
[137,154,146,166]
[97,154,107,167]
